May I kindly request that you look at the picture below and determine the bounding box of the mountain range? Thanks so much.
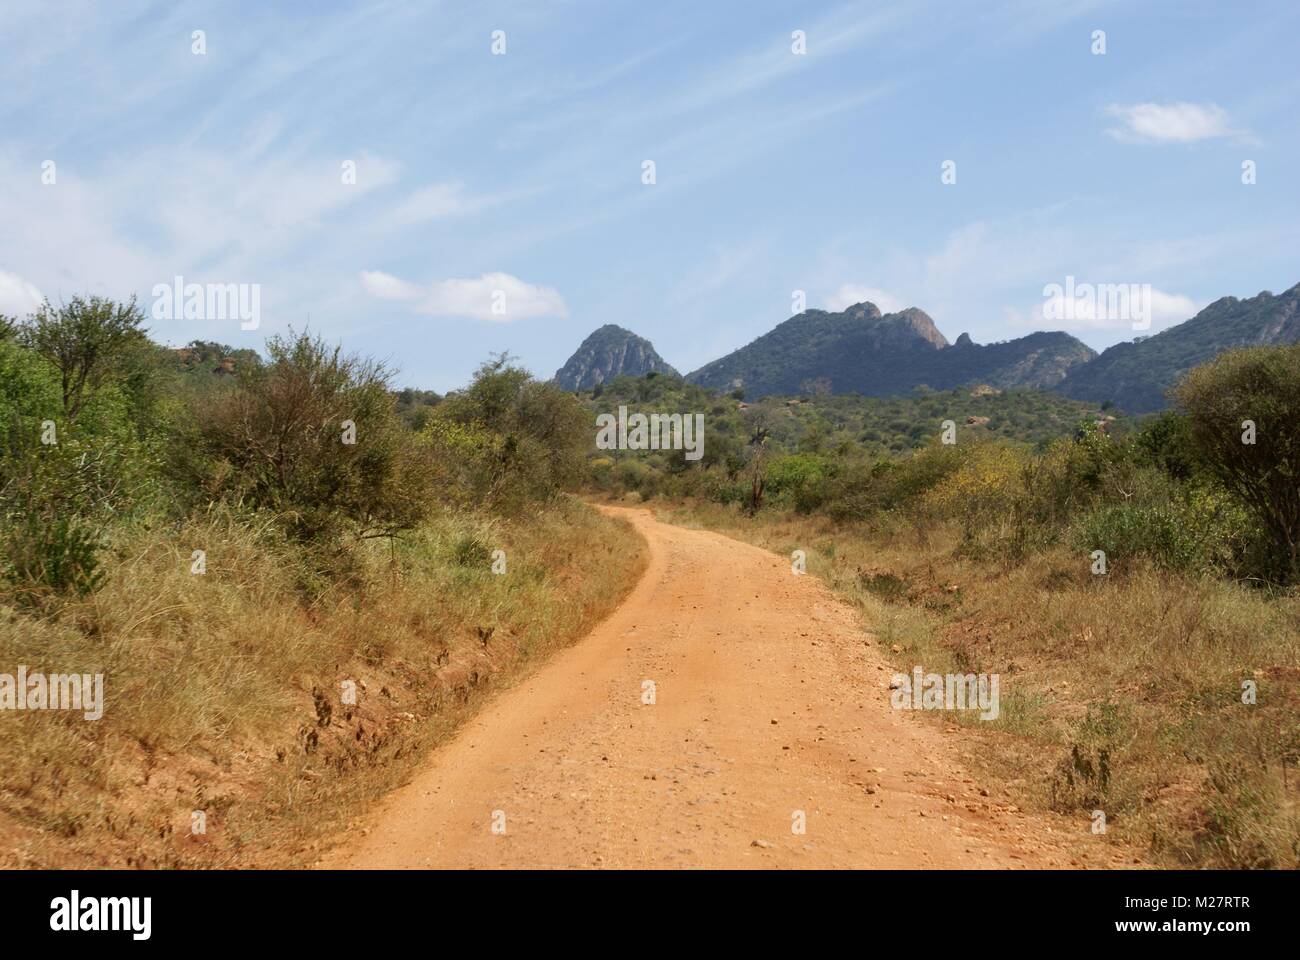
[554,282,1300,413]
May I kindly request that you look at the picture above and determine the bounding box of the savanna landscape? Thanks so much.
[1,0,1297,945]
[0,295,1295,871]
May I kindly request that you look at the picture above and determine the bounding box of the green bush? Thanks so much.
[450,532,492,567]
[765,453,829,513]
[0,331,167,601]
[1070,486,1248,576]
[432,355,588,514]
[1174,345,1300,583]
[185,331,429,543]
[2,513,104,600]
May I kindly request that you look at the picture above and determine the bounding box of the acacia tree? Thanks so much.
[1174,345,1300,583]
[18,295,147,420]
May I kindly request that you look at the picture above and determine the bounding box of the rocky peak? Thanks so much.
[554,325,679,390]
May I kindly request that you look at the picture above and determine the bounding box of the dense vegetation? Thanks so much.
[586,346,1299,586]
[1,299,591,603]
[0,299,642,866]
[589,346,1300,868]
[584,371,1123,511]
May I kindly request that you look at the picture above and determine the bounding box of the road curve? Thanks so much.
[322,505,1072,869]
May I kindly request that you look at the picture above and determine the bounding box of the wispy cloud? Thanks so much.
[669,238,771,306]
[381,182,512,228]
[1104,102,1242,144]
[675,3,905,114]
[360,270,567,323]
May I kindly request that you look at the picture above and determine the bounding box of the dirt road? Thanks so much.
[324,506,1077,868]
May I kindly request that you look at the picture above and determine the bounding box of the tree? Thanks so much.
[741,410,771,515]
[431,354,588,512]
[18,296,147,420]
[1174,345,1300,583]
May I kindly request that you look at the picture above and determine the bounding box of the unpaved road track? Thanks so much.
[324,506,1076,869]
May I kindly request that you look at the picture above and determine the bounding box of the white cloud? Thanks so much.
[0,270,44,317]
[359,270,425,301]
[825,284,905,313]
[1141,289,1200,328]
[1016,283,1199,333]
[1105,102,1238,143]
[360,270,567,323]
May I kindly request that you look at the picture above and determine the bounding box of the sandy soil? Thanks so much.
[322,505,1087,869]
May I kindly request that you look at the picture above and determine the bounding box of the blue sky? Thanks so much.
[2,0,1297,391]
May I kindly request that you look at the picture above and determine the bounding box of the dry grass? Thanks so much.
[0,497,646,867]
[661,499,1300,868]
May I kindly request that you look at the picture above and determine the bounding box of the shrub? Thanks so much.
[1174,345,1300,583]
[450,532,492,567]
[923,442,1027,533]
[1069,485,1249,576]
[432,356,588,513]
[765,453,829,513]
[2,513,104,600]
[185,331,429,543]
[1134,410,1198,481]
[878,444,964,508]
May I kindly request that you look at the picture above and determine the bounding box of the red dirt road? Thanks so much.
[323,506,1080,868]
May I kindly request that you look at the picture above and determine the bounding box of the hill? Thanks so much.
[1054,283,1300,413]
[553,324,679,390]
[684,302,1095,398]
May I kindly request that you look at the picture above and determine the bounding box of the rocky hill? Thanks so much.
[553,324,679,390]
[1054,283,1300,413]
[684,302,1095,398]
